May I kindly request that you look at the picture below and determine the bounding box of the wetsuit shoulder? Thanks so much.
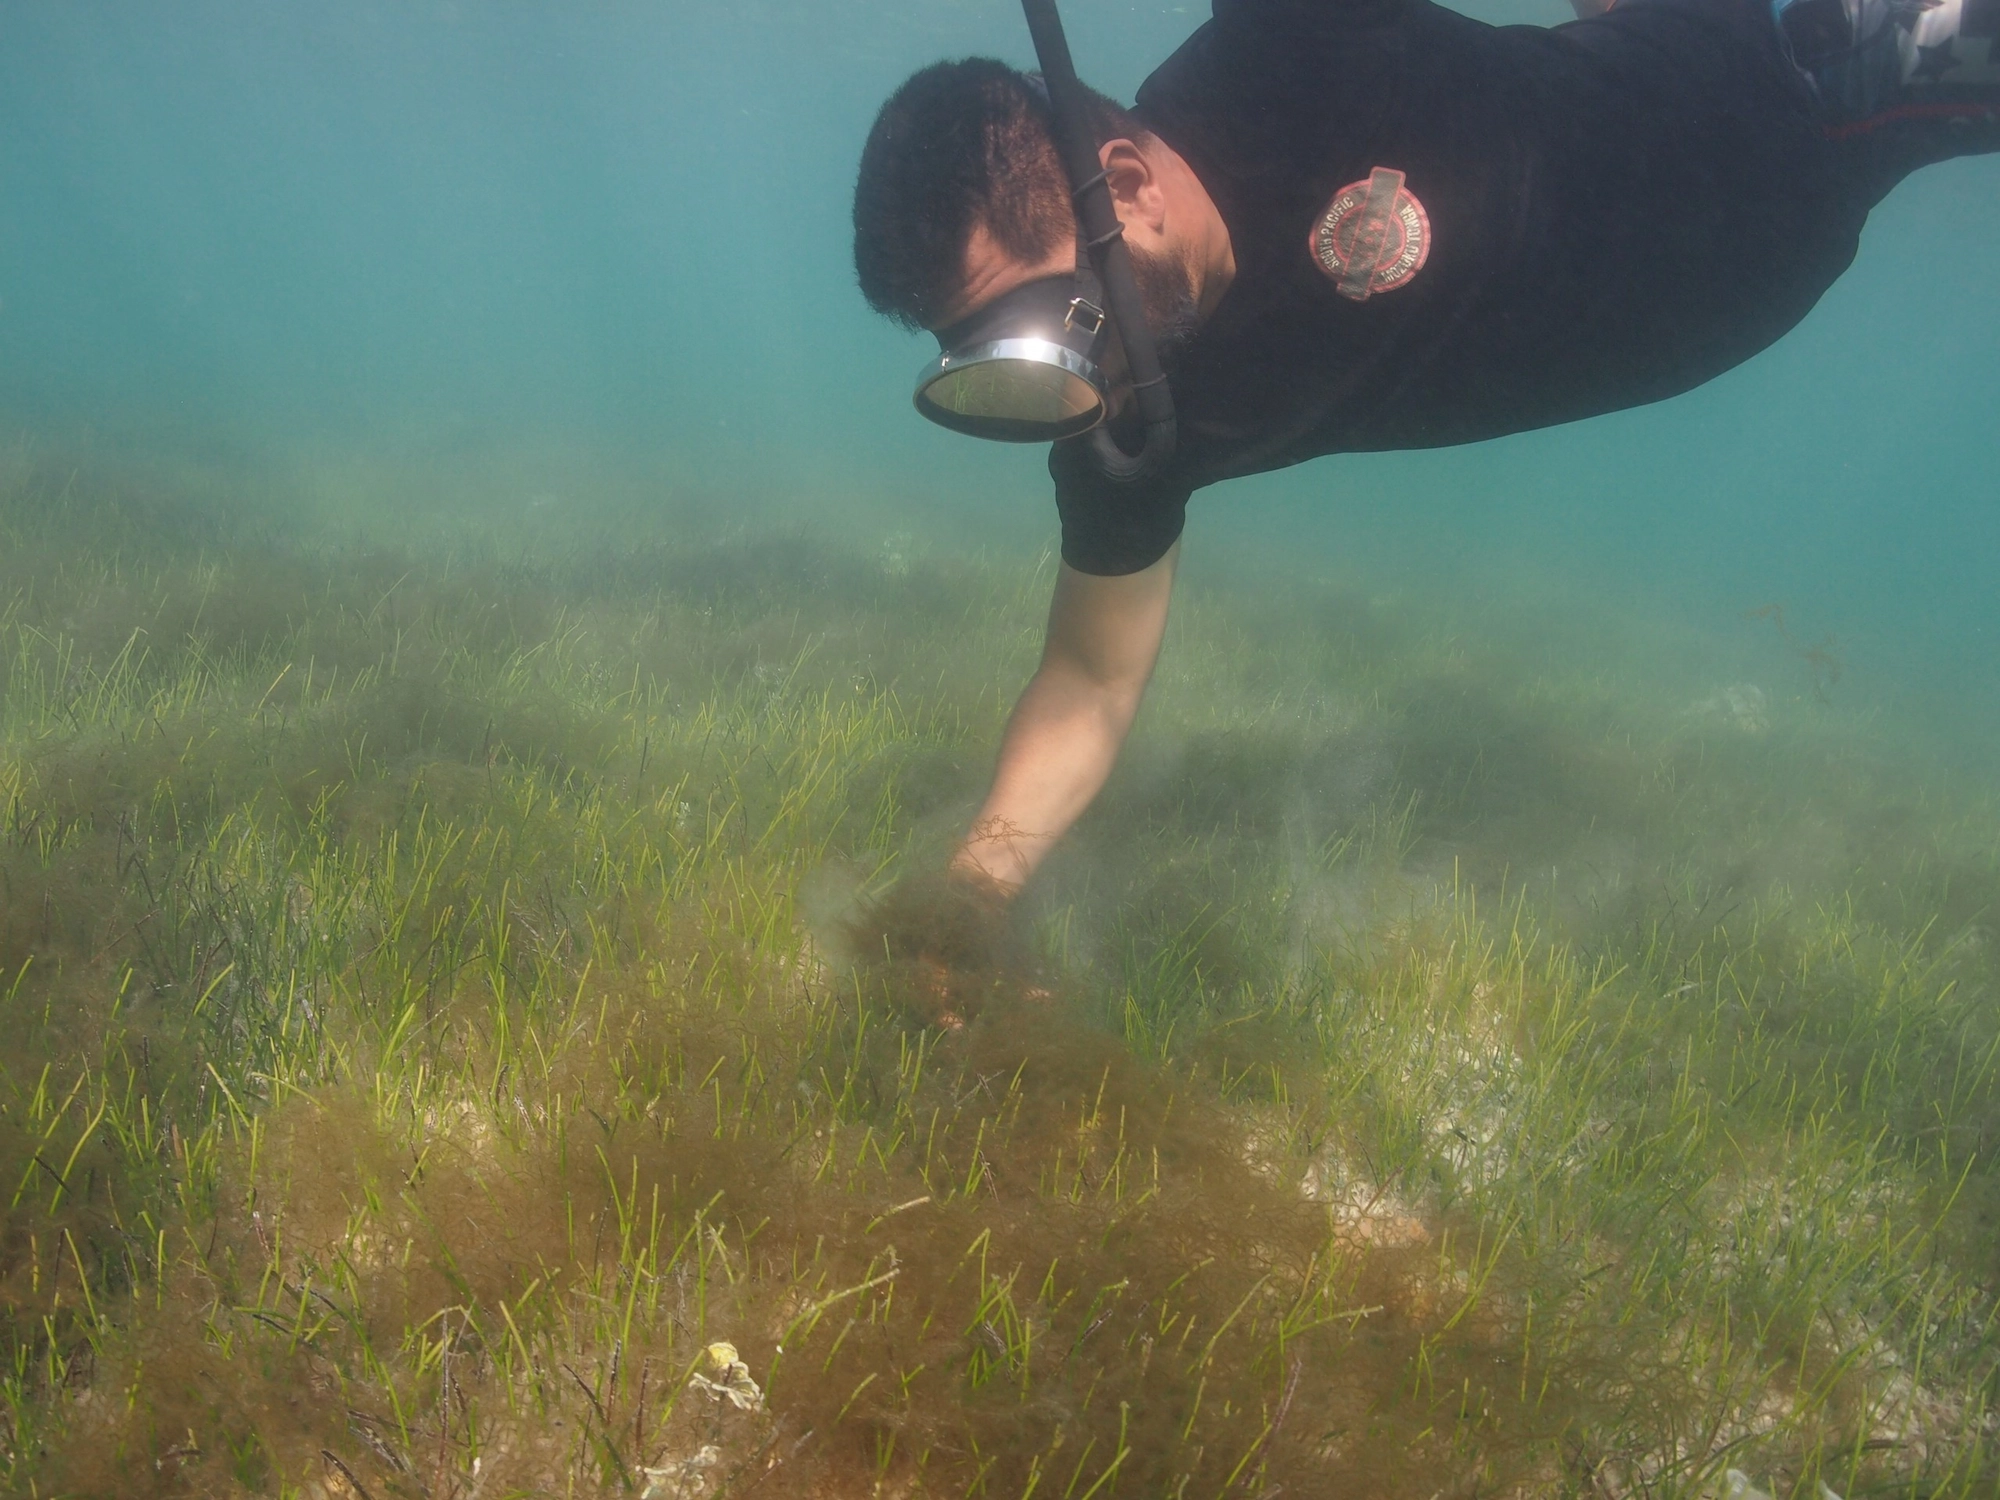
[1205,0,1421,29]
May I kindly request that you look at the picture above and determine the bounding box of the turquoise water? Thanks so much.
[4,9,1998,1492]
[2,0,1995,731]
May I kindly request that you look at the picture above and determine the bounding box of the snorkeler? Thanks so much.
[850,0,1999,903]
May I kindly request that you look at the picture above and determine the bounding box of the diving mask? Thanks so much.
[906,0,1177,483]
[913,271,1115,443]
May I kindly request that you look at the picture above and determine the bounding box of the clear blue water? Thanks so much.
[3,0,1994,741]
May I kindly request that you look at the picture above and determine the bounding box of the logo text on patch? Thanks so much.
[1309,167,1431,301]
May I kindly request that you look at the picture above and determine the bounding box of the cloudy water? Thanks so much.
[5,0,1997,726]
[1,3,1996,1497]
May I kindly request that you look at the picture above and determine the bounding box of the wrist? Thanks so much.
[949,828,1035,896]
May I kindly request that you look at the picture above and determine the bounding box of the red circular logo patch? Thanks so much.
[1309,167,1431,302]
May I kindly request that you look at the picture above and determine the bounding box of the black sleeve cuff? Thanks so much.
[1050,441,1193,576]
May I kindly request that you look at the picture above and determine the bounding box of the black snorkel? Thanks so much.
[1021,0,1177,483]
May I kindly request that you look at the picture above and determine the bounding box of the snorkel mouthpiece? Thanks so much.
[910,0,1178,483]
[914,275,1113,442]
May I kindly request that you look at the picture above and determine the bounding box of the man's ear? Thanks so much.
[1099,138,1167,235]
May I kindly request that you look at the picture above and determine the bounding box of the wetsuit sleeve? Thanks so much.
[1049,439,1193,576]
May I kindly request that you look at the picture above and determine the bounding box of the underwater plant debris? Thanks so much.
[0,454,1994,1499]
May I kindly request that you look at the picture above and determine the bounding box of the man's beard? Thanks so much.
[1127,239,1204,370]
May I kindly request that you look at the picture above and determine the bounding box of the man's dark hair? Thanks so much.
[853,58,1146,331]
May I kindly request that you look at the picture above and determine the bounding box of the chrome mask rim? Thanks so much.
[913,338,1109,441]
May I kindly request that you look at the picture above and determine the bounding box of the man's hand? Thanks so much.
[952,542,1180,893]
[848,866,1020,1029]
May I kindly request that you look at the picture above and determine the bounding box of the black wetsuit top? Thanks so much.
[1053,0,1873,575]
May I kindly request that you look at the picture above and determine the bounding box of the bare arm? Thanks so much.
[951,542,1180,893]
